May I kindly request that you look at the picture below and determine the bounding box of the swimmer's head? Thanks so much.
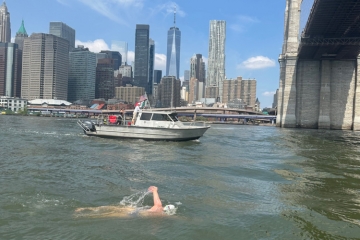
[163,204,176,215]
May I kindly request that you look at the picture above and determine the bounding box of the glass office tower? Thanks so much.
[49,22,75,50]
[166,11,181,79]
[134,24,150,93]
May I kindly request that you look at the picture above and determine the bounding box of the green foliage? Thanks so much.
[178,116,191,122]
[196,116,208,122]
[17,107,28,115]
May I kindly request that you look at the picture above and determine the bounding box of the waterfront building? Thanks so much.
[207,20,226,102]
[222,77,242,104]
[188,77,199,104]
[0,43,22,98]
[114,85,144,104]
[96,58,115,100]
[152,84,159,107]
[15,20,28,51]
[241,79,257,107]
[0,96,27,112]
[255,98,261,112]
[180,86,188,103]
[148,38,155,95]
[111,41,128,65]
[273,89,278,108]
[118,64,132,78]
[166,10,181,79]
[100,50,122,70]
[68,46,96,102]
[0,2,11,43]
[134,24,150,93]
[49,22,75,50]
[158,76,181,108]
[190,54,206,99]
[21,33,69,101]
[205,85,219,100]
[222,77,257,107]
[153,70,162,84]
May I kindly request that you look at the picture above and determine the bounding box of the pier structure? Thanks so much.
[277,0,360,130]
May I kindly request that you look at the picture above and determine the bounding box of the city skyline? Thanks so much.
[7,0,290,107]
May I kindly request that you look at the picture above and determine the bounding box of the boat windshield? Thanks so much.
[151,113,177,122]
[168,113,178,122]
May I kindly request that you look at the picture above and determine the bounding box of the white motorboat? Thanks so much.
[77,110,210,141]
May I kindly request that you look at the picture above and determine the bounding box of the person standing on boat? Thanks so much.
[119,108,125,125]
[132,102,140,125]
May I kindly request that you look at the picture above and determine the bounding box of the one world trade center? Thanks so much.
[166,9,181,79]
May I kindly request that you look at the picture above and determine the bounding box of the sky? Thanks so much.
[7,0,309,108]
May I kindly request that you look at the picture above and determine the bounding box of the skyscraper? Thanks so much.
[96,58,114,100]
[0,43,22,97]
[190,54,206,98]
[0,2,11,43]
[166,10,181,79]
[111,41,128,65]
[49,22,75,50]
[148,38,155,95]
[15,20,28,51]
[21,33,69,100]
[153,70,162,84]
[207,20,226,102]
[134,24,150,93]
[158,76,181,108]
[68,46,96,102]
[100,50,122,70]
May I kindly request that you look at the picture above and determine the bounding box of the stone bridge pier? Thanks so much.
[276,0,360,130]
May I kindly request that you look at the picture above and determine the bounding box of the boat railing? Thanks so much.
[77,120,90,132]
[96,114,129,126]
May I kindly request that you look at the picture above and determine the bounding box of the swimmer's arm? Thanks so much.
[148,186,163,211]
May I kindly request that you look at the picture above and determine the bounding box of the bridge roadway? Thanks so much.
[299,0,360,60]
[27,106,276,121]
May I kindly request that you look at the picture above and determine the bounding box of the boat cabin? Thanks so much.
[136,111,184,128]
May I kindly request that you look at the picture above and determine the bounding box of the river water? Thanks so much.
[1,115,360,239]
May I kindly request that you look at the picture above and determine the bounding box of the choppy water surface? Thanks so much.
[1,115,360,239]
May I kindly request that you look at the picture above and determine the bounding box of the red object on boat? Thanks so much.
[109,115,117,124]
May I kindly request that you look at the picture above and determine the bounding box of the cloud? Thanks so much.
[150,2,186,18]
[237,15,259,23]
[239,56,276,69]
[230,15,259,33]
[77,0,143,25]
[155,53,166,72]
[57,0,69,5]
[75,39,109,53]
[262,91,276,97]
[127,51,135,63]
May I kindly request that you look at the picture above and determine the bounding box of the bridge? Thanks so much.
[27,106,276,122]
[277,0,360,130]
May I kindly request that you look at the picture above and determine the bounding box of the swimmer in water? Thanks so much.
[75,186,175,218]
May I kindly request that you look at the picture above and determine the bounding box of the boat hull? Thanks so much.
[80,123,210,141]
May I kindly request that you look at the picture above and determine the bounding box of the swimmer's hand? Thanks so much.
[148,186,158,192]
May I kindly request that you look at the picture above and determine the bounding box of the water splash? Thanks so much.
[119,190,150,207]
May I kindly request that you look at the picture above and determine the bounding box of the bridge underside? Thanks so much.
[299,0,360,60]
